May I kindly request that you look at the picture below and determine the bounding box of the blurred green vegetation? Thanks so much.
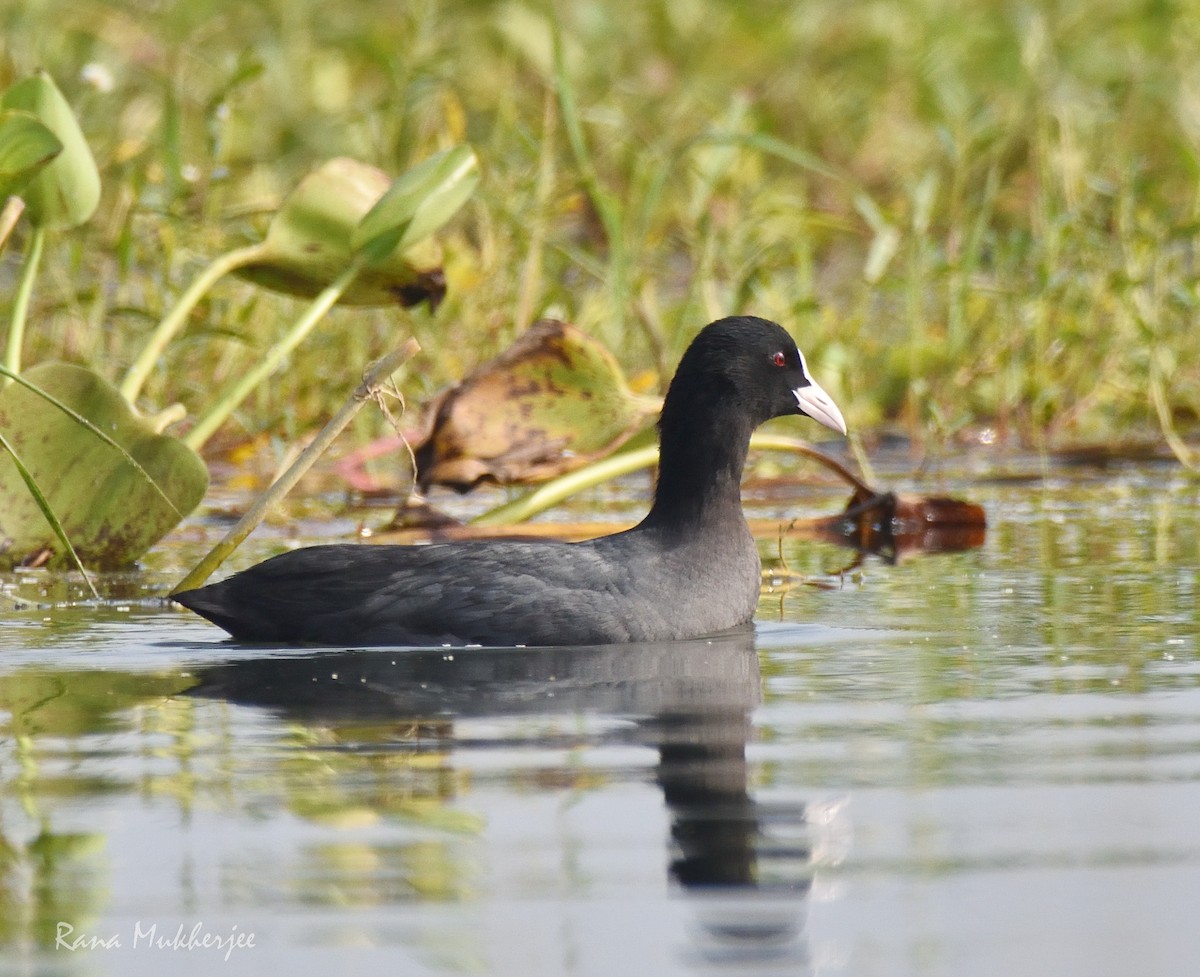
[2,0,1199,455]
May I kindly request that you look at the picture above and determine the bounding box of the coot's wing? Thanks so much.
[174,540,650,646]
[346,541,649,645]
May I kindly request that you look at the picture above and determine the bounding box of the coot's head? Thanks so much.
[669,316,847,434]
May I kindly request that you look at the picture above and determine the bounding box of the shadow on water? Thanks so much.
[188,628,814,973]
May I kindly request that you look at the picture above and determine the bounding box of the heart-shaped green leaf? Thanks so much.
[236,156,447,306]
[0,109,62,200]
[413,319,660,491]
[0,363,209,568]
[352,145,480,262]
[0,71,99,229]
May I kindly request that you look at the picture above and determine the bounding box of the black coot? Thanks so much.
[173,316,846,646]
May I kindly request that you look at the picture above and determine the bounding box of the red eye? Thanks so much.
[772,351,787,367]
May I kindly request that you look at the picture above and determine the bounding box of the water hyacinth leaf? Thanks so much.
[237,157,446,307]
[352,145,480,262]
[0,110,62,200]
[0,71,99,229]
[0,429,95,594]
[0,363,209,568]
[413,319,660,491]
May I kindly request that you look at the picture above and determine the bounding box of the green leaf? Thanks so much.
[352,145,480,262]
[0,428,95,594]
[0,109,62,200]
[0,71,100,229]
[0,362,209,568]
[236,156,446,307]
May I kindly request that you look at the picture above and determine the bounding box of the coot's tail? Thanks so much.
[172,581,282,642]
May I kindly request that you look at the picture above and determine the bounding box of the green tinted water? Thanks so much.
[1,465,1197,977]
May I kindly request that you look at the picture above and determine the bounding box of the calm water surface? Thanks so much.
[1,463,1198,977]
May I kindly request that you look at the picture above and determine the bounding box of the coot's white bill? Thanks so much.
[794,379,847,435]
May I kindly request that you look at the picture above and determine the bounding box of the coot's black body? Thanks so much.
[173,316,846,646]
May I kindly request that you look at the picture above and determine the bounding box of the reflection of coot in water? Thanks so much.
[175,316,846,646]
[655,698,814,965]
[187,631,815,969]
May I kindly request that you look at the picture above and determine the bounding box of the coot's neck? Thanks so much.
[642,393,756,534]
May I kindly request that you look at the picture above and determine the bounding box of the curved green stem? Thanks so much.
[473,443,660,527]
[6,225,45,377]
[120,241,268,404]
[472,433,868,527]
[184,254,369,453]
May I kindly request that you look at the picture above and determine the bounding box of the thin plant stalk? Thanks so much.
[120,241,269,403]
[5,225,45,377]
[473,434,870,527]
[551,23,629,327]
[184,254,369,453]
[0,430,98,597]
[173,337,420,592]
[513,88,556,332]
[1150,351,1197,470]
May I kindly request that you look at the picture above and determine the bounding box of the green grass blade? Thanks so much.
[551,21,629,319]
[690,131,853,186]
